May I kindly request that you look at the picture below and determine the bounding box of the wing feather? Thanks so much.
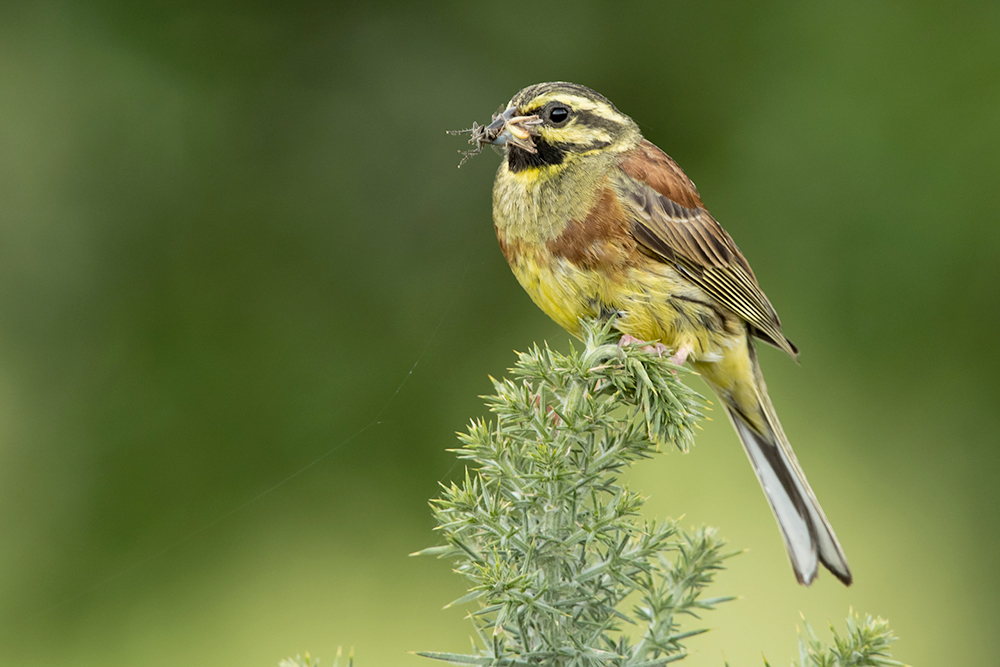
[619,140,798,358]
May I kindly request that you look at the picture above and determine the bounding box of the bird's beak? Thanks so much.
[482,106,543,153]
[447,105,545,167]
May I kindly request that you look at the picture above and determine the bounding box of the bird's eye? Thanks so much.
[547,105,571,125]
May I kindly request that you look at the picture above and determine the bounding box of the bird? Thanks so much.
[460,81,851,586]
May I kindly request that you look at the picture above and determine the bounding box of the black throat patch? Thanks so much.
[507,139,565,172]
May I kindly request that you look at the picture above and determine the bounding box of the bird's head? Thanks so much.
[476,82,641,175]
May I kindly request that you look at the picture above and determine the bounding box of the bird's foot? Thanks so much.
[618,334,669,356]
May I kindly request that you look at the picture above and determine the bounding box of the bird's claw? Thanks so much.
[618,334,670,357]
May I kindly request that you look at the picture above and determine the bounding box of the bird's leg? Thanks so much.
[668,343,693,367]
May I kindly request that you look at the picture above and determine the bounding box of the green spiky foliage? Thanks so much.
[416,319,734,666]
[790,612,904,667]
[280,647,352,667]
[280,653,320,667]
[278,321,906,667]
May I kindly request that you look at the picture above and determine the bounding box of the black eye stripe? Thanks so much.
[568,109,623,132]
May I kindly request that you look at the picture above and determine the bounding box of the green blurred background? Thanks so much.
[1,1,997,665]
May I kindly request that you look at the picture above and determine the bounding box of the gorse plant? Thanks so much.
[416,318,733,666]
[279,319,905,666]
[280,648,352,667]
[792,613,903,667]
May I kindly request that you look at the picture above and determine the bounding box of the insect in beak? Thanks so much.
[448,106,543,167]
[481,107,543,152]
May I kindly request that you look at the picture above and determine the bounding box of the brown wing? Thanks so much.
[618,140,798,358]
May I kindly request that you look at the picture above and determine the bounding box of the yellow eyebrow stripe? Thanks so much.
[526,94,624,123]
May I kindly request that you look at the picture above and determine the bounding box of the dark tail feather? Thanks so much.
[720,347,852,586]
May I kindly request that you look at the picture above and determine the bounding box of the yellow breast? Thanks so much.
[502,239,735,356]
